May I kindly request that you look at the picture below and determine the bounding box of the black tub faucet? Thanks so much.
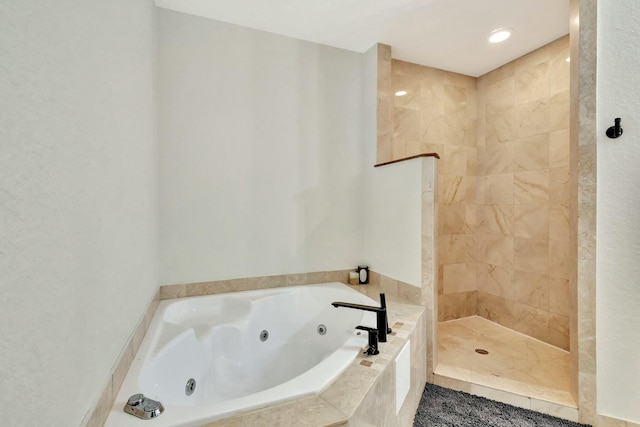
[356,325,380,355]
[332,293,391,342]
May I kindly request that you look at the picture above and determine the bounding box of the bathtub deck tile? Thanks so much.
[320,363,379,418]
[239,396,347,427]
[185,299,425,427]
[160,283,186,299]
[200,417,243,427]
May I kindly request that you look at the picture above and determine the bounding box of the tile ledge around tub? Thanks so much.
[201,301,426,427]
[160,270,353,300]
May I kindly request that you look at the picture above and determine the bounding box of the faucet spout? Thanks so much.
[331,301,383,312]
[332,293,390,342]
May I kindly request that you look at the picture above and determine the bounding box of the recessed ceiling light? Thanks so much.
[395,90,408,97]
[565,57,571,63]
[488,28,512,43]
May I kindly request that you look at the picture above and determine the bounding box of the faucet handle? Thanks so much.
[356,325,380,355]
[379,293,392,334]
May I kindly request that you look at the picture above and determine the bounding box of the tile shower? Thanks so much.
[377,34,575,414]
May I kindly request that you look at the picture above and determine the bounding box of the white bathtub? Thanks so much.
[105,282,378,427]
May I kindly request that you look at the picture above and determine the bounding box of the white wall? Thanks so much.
[596,0,640,422]
[157,10,364,284]
[0,1,158,426]
[363,159,424,287]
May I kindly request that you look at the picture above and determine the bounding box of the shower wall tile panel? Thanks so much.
[477,35,570,349]
[377,37,570,347]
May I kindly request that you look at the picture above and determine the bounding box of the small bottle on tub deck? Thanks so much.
[348,271,359,286]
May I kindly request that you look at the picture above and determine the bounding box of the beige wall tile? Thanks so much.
[419,85,445,118]
[514,169,550,204]
[477,205,513,236]
[476,234,513,268]
[443,111,477,147]
[377,43,391,61]
[514,303,550,343]
[442,84,467,113]
[515,99,550,139]
[442,145,477,176]
[405,139,421,157]
[478,292,516,328]
[376,138,392,165]
[514,134,550,172]
[550,128,570,168]
[482,61,516,85]
[486,78,515,114]
[441,291,477,320]
[391,138,406,159]
[514,204,549,240]
[515,61,550,104]
[549,277,571,317]
[550,239,572,280]
[477,263,514,300]
[549,313,570,350]
[486,110,516,145]
[420,65,445,85]
[419,142,444,157]
[439,175,476,205]
[550,90,570,131]
[549,204,571,242]
[392,74,421,109]
[550,54,571,96]
[439,204,475,235]
[483,174,514,204]
[550,167,571,204]
[596,414,635,427]
[515,44,551,71]
[439,234,476,265]
[445,70,476,88]
[443,263,477,293]
[514,237,549,274]
[377,60,392,96]
[549,34,570,56]
[514,270,549,310]
[393,106,420,141]
[482,142,514,175]
[392,58,422,77]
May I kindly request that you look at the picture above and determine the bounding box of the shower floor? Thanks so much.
[435,316,576,417]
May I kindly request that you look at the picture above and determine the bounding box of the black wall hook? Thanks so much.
[606,117,623,139]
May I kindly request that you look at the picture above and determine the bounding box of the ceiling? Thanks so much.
[154,0,569,77]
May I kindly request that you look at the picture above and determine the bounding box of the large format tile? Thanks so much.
[437,316,575,411]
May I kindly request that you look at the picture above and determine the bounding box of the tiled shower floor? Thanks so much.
[435,316,577,419]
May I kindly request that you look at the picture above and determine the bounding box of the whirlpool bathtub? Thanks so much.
[105,282,378,426]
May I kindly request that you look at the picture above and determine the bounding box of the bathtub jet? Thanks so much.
[331,293,391,343]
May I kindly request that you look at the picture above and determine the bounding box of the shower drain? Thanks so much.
[475,348,489,355]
